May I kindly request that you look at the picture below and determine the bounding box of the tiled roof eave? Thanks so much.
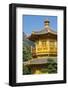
[24,58,57,66]
[27,32,57,38]
[33,32,57,35]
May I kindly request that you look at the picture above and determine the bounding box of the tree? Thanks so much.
[47,58,57,73]
[23,41,32,62]
[23,65,31,75]
[23,36,33,74]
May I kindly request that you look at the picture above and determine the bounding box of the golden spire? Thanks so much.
[44,19,50,28]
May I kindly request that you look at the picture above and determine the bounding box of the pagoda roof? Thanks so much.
[32,27,57,35]
[27,27,57,41]
[27,19,57,41]
[24,57,57,66]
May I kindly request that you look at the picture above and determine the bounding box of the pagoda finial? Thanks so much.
[44,19,50,28]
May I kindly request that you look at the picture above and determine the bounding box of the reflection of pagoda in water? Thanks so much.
[24,20,57,74]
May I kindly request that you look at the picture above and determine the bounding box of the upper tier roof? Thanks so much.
[32,27,57,35]
[27,20,57,41]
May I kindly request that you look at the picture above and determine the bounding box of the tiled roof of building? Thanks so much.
[32,27,57,35]
[27,20,57,41]
[24,57,57,66]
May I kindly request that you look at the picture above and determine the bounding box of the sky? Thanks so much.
[23,15,57,36]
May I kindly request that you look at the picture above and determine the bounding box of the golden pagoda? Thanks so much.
[24,20,57,74]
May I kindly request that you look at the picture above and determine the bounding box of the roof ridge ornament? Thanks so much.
[44,19,50,28]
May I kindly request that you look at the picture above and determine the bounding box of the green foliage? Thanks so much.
[23,44,32,74]
[23,45,32,61]
[23,34,33,74]
[47,58,57,73]
[23,65,31,75]
[23,32,34,62]
[22,32,34,75]
[23,41,32,62]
